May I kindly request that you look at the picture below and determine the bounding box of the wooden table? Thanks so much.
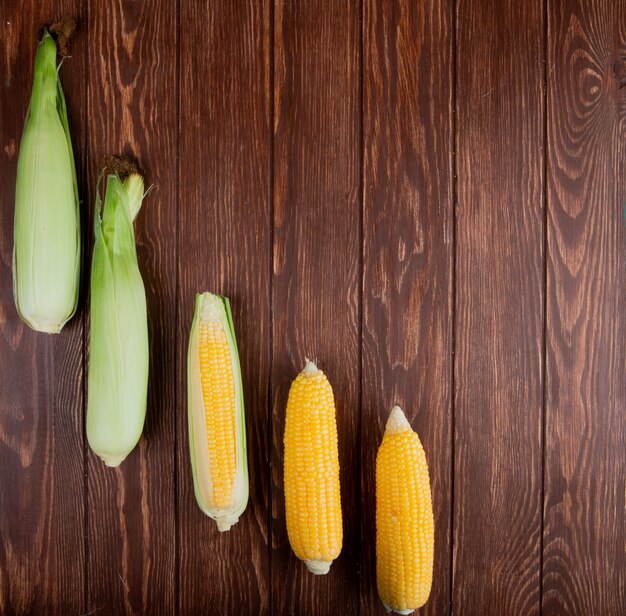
[1,1,624,614]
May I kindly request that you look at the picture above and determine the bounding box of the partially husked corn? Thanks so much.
[376,406,434,613]
[187,292,248,531]
[283,360,342,574]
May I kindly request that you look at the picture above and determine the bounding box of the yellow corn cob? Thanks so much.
[283,359,343,574]
[187,292,248,531]
[198,315,237,508]
[376,406,434,613]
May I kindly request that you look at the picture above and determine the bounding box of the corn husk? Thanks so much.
[13,29,80,333]
[87,171,148,467]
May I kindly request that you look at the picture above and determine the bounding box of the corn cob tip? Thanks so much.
[198,291,226,322]
[381,602,415,615]
[302,358,319,377]
[304,559,332,575]
[102,454,125,468]
[123,173,145,221]
[216,515,239,532]
[385,405,411,435]
[28,320,63,334]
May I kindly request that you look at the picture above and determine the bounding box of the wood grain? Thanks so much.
[270,1,361,613]
[0,3,86,614]
[453,0,545,613]
[86,1,177,614]
[177,1,271,614]
[2,2,626,613]
[543,1,626,614]
[360,0,454,614]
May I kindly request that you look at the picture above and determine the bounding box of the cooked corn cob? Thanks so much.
[283,359,342,574]
[187,292,248,531]
[376,406,434,613]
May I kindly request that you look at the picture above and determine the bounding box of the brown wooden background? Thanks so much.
[0,1,624,614]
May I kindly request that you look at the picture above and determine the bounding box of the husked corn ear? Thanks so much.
[376,406,434,613]
[187,292,248,531]
[284,360,342,574]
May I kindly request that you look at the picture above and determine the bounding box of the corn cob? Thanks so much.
[187,292,248,531]
[13,29,80,333]
[283,359,342,574]
[376,406,434,613]
[87,170,149,467]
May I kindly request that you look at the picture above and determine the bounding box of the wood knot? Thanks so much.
[613,56,626,89]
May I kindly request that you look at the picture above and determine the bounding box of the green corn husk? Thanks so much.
[13,29,80,333]
[87,171,149,467]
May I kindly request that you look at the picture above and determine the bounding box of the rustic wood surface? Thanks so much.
[543,1,626,614]
[0,1,624,615]
[86,1,178,614]
[454,0,545,613]
[0,2,86,615]
[271,0,360,613]
[360,1,453,615]
[178,1,270,614]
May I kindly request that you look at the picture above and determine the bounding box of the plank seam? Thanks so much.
[268,1,275,613]
[174,0,181,614]
[450,0,458,614]
[539,0,549,613]
[83,0,91,611]
[356,0,365,614]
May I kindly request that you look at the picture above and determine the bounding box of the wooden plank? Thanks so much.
[86,1,177,613]
[360,0,453,614]
[177,1,271,614]
[543,1,626,613]
[0,3,86,614]
[453,0,545,613]
[270,1,360,613]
